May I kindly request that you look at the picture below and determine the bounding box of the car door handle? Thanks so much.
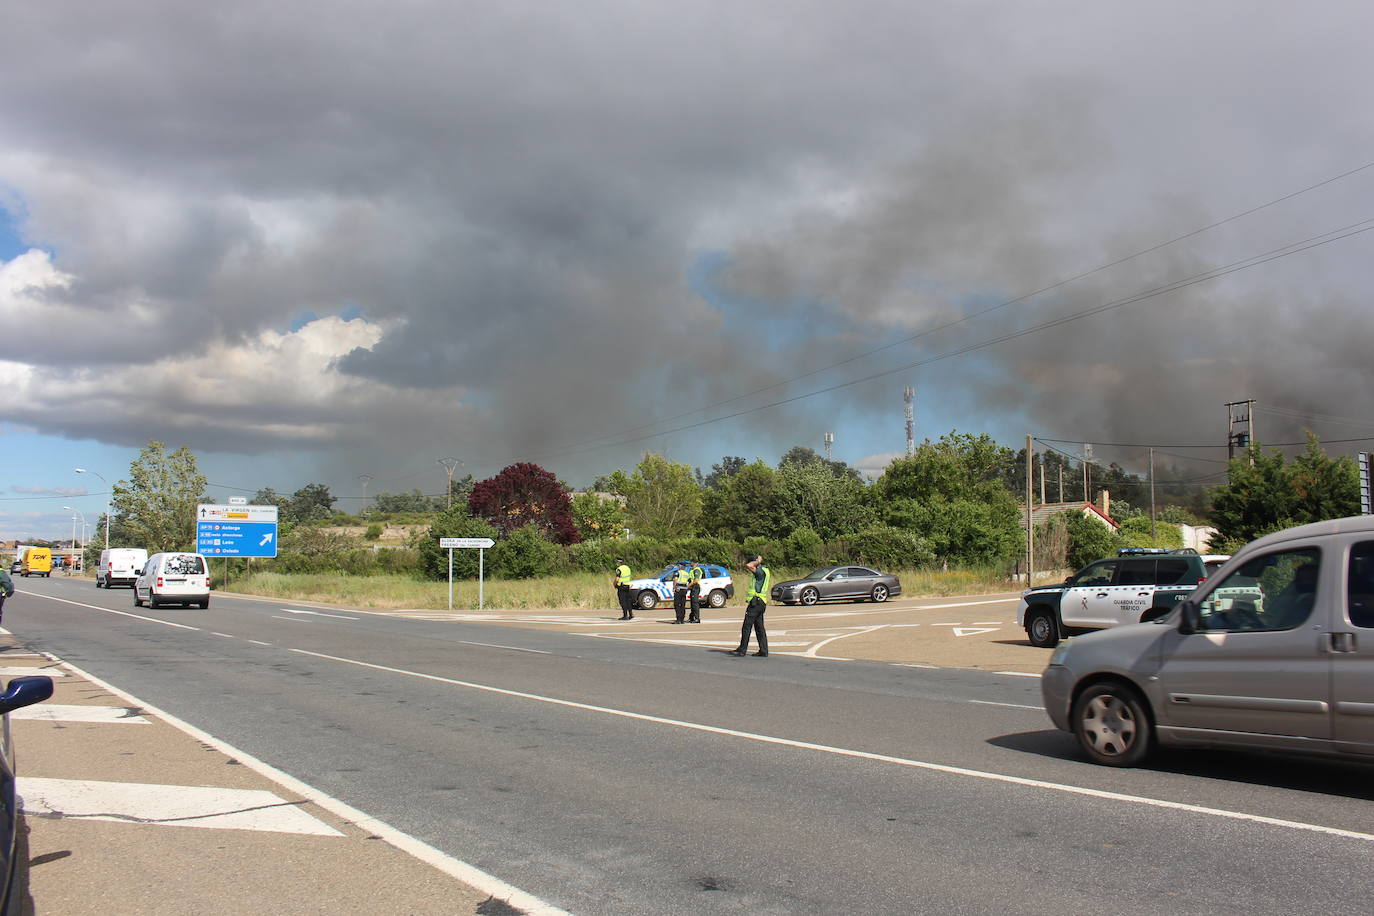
[1328,633,1358,654]
[1095,593,1109,598]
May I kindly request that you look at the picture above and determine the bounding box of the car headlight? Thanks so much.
[1048,640,1073,667]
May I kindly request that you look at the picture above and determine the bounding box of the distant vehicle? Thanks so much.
[1016,548,1228,648]
[19,547,52,578]
[0,675,55,909]
[96,548,148,589]
[6,562,17,575]
[771,566,902,606]
[1043,514,1374,766]
[133,552,211,609]
[626,563,734,611]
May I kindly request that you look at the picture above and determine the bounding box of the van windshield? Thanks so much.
[164,555,205,575]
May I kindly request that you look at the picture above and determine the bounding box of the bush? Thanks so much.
[663,536,739,566]
[1117,516,1183,550]
[566,540,618,574]
[365,523,383,540]
[490,526,561,579]
[742,536,784,566]
[846,526,935,570]
[1065,513,1123,569]
[420,511,501,580]
[782,527,824,569]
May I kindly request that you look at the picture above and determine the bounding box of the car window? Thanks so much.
[1204,559,1228,578]
[1073,561,1118,588]
[163,555,205,575]
[1347,541,1374,629]
[848,568,875,578]
[830,569,848,580]
[1117,560,1156,587]
[1155,559,1194,585]
[1198,547,1319,631]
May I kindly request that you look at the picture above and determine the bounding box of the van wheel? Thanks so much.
[1025,608,1060,648]
[708,589,727,608]
[133,590,144,608]
[146,594,159,609]
[636,590,658,610]
[199,600,210,609]
[1072,682,1154,766]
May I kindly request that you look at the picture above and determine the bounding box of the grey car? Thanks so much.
[1042,514,1374,766]
[771,566,901,606]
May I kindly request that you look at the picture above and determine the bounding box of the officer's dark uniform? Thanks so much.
[672,566,691,623]
[0,566,12,624]
[731,559,771,657]
[688,563,704,623]
[614,561,634,620]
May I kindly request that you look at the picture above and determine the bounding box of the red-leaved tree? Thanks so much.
[468,462,580,545]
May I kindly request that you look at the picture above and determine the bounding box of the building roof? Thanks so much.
[1024,501,1120,530]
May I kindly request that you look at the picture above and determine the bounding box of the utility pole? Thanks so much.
[1082,444,1093,503]
[436,457,464,510]
[1226,399,1256,466]
[1149,447,1157,541]
[1025,435,1035,588]
[904,387,915,457]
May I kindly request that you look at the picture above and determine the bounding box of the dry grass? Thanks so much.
[224,566,1020,610]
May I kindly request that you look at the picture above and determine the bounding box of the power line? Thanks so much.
[541,158,1374,456]
[530,216,1374,462]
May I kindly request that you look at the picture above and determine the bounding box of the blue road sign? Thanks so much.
[197,520,279,558]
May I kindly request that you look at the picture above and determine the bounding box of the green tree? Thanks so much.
[1209,436,1359,551]
[372,489,436,514]
[571,492,626,541]
[1116,516,1183,550]
[1065,513,1122,569]
[490,525,561,579]
[700,460,779,540]
[779,445,863,482]
[607,453,702,540]
[111,442,208,553]
[773,459,873,540]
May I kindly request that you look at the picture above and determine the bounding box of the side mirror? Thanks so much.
[0,676,54,714]
[1063,576,1073,585]
[1177,600,1200,634]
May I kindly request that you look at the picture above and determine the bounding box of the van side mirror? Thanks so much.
[1177,599,1200,634]
[134,568,144,576]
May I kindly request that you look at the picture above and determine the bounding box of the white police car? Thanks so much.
[627,562,735,610]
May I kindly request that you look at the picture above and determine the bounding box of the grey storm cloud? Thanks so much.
[3,0,1374,486]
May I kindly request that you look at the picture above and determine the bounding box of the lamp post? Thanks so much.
[74,467,110,549]
[357,474,373,517]
[63,505,87,552]
[436,457,463,510]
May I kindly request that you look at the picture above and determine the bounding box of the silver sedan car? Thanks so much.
[771,565,901,606]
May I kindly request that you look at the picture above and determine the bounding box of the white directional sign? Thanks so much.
[197,504,280,558]
[439,537,495,549]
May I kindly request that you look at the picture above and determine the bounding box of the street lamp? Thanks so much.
[357,474,373,517]
[74,468,110,549]
[63,506,87,548]
[436,457,464,510]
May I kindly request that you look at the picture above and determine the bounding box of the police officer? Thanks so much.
[0,562,12,624]
[730,554,770,657]
[672,563,691,623]
[613,559,634,620]
[687,562,704,623]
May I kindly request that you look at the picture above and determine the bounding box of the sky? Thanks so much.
[4,1,1374,541]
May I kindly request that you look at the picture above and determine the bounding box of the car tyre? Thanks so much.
[708,589,726,608]
[1025,607,1060,648]
[636,590,658,611]
[146,593,159,609]
[198,600,210,609]
[800,587,819,606]
[1072,681,1154,767]
[870,584,889,603]
[132,590,144,608]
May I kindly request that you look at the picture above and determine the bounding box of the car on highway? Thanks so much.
[133,552,211,609]
[0,675,55,909]
[626,563,734,611]
[1017,548,1227,648]
[6,562,17,575]
[1042,514,1374,766]
[771,566,901,606]
[96,547,148,589]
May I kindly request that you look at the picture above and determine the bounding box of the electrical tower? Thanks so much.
[904,387,915,457]
[1226,399,1256,464]
[823,432,834,462]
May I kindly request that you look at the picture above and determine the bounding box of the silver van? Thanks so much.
[1042,514,1374,766]
[133,552,210,609]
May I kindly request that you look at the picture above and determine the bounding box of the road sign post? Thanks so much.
[438,537,495,610]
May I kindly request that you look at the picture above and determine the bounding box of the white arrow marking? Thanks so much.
[259,532,274,546]
[952,626,1000,637]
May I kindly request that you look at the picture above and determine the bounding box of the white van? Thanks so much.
[133,553,211,609]
[97,548,148,589]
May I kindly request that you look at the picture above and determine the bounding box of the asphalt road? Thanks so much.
[9,576,1374,914]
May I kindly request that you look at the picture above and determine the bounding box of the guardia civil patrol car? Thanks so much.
[627,562,735,611]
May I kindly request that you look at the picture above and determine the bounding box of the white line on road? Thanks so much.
[211,632,235,638]
[0,666,66,677]
[457,641,551,655]
[248,640,272,646]
[286,647,1374,845]
[42,654,570,916]
[994,671,1041,678]
[11,704,148,723]
[24,593,201,631]
[271,615,310,622]
[282,608,359,620]
[804,625,885,658]
[968,700,1042,711]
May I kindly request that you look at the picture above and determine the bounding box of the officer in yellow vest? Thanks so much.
[730,555,771,657]
[613,559,634,620]
[687,562,705,623]
[672,563,692,623]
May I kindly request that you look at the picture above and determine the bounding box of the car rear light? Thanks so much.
[156,576,163,588]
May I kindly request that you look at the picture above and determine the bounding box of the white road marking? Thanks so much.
[11,704,149,723]
[42,653,570,916]
[247,639,271,646]
[456,641,551,655]
[804,625,885,658]
[0,666,65,677]
[282,608,359,620]
[271,615,310,622]
[19,778,343,835]
[285,647,1374,845]
[972,621,1003,625]
[952,627,1000,637]
[23,593,200,631]
[211,632,235,638]
[894,663,941,669]
[930,623,960,627]
[994,671,1041,678]
[968,700,1042,711]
